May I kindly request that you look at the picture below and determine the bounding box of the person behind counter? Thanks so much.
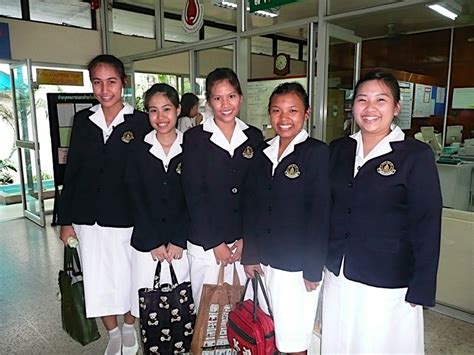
[58,54,150,355]
[322,70,442,354]
[177,92,203,133]
[241,82,330,355]
[124,83,190,321]
[181,67,263,309]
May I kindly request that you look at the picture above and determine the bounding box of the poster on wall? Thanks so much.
[0,23,11,59]
[397,81,414,130]
[413,83,433,117]
[431,86,446,115]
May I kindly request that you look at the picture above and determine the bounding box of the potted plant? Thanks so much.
[0,159,17,185]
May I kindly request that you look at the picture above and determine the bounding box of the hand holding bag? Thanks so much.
[227,273,277,355]
[191,264,244,355]
[58,246,100,345]
[138,261,196,354]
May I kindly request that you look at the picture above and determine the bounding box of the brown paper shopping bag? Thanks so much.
[191,264,243,355]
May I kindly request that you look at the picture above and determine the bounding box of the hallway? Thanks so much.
[0,216,472,354]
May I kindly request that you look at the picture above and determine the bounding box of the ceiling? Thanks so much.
[1,0,473,42]
[117,0,474,39]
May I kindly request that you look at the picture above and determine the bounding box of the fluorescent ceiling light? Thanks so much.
[213,0,278,18]
[428,1,462,20]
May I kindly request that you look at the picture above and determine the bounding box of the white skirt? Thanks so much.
[264,266,321,353]
[321,265,424,354]
[129,247,190,318]
[73,223,134,318]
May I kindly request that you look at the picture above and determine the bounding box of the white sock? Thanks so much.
[122,322,137,348]
[105,327,122,355]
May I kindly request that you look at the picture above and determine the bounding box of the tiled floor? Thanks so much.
[0,216,473,354]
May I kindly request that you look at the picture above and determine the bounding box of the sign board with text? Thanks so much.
[249,0,299,12]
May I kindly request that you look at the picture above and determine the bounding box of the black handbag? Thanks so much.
[58,246,100,345]
[138,262,196,354]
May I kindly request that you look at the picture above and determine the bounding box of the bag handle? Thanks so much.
[217,264,241,287]
[153,261,179,290]
[253,272,273,318]
[63,246,82,276]
[239,272,273,320]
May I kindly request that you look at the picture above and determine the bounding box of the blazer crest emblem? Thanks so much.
[121,131,135,143]
[377,160,396,176]
[284,163,300,179]
[242,145,254,159]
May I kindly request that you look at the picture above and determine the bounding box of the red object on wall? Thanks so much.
[91,0,100,10]
[185,0,199,26]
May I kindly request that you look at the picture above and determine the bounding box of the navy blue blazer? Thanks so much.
[57,107,150,227]
[241,138,330,282]
[125,138,189,252]
[327,136,442,306]
[181,125,264,250]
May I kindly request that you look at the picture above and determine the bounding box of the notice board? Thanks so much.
[47,93,98,224]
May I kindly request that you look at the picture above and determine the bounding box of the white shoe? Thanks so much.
[122,328,139,355]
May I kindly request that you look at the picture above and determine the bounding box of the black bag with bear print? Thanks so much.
[138,262,196,354]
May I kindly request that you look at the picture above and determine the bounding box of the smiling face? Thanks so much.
[90,63,124,113]
[207,80,243,125]
[353,79,401,138]
[147,93,181,135]
[269,92,309,144]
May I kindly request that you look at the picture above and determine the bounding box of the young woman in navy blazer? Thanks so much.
[322,70,442,354]
[181,68,263,309]
[124,83,190,321]
[58,55,149,355]
[241,82,330,355]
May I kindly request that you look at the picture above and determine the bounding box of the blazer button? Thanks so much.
[161,218,167,223]
[268,206,272,212]
[344,232,350,239]
[99,168,104,174]
[346,208,351,214]
[267,228,272,234]
[232,169,237,173]
[348,182,353,187]
[231,187,238,194]
[267,185,272,191]
[96,187,101,193]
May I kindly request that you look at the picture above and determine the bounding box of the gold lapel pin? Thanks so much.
[121,131,135,143]
[242,145,254,159]
[285,163,301,179]
[377,160,396,176]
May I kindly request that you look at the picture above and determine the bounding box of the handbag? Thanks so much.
[58,246,100,345]
[191,265,244,355]
[138,262,196,354]
[227,273,277,355]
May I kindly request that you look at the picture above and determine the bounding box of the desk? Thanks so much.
[436,162,474,211]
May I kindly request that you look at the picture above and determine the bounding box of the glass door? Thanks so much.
[10,59,45,226]
[315,24,361,143]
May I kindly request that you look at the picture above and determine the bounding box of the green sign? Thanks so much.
[248,0,300,13]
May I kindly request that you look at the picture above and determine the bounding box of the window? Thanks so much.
[29,0,92,29]
[113,8,155,38]
[0,0,22,19]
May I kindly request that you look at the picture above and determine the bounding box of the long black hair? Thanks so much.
[179,93,199,118]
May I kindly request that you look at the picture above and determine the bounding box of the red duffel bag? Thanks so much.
[227,273,278,355]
